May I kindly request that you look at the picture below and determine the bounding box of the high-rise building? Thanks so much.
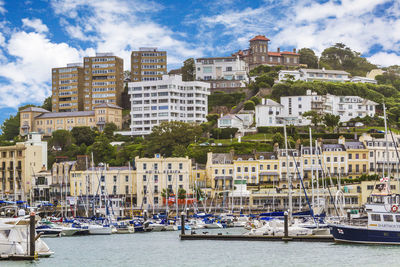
[128,75,210,135]
[83,53,124,110]
[131,48,167,82]
[51,63,84,112]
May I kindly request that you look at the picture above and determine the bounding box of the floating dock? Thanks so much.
[180,234,334,242]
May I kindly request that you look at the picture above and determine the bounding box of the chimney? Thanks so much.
[262,98,266,105]
[277,47,280,53]
[293,48,296,53]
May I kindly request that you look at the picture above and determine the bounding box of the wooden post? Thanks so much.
[143,209,148,221]
[284,211,288,238]
[186,207,189,218]
[180,212,185,235]
[29,211,35,257]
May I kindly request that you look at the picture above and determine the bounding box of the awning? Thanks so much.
[260,172,279,176]
[214,176,233,180]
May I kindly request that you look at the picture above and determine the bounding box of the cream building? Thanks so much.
[135,155,192,211]
[20,103,122,136]
[0,133,47,201]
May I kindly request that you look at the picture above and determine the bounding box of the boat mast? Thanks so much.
[85,156,89,218]
[309,128,314,207]
[383,102,390,188]
[315,140,320,211]
[284,124,292,219]
[12,153,17,214]
[91,152,95,216]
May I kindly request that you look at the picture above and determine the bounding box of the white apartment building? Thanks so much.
[255,99,285,127]
[195,56,247,81]
[350,76,377,84]
[128,75,210,135]
[278,68,350,83]
[217,113,254,131]
[325,94,377,122]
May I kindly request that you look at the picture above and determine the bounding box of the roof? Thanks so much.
[94,103,123,109]
[268,52,299,57]
[300,68,350,75]
[264,99,283,107]
[345,141,365,149]
[219,114,242,121]
[196,56,235,61]
[211,153,233,164]
[250,35,270,42]
[36,111,94,119]
[20,107,50,113]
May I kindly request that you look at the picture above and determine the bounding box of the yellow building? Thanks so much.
[131,48,167,82]
[0,133,47,201]
[341,137,369,179]
[51,63,84,112]
[20,103,122,136]
[83,53,124,110]
[206,152,234,190]
[135,155,192,210]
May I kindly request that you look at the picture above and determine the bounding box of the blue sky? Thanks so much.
[0,0,399,129]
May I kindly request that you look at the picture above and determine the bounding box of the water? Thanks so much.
[3,228,400,267]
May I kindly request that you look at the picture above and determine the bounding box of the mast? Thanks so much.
[12,153,17,214]
[309,128,314,207]
[383,102,390,188]
[91,152,95,216]
[85,156,89,218]
[129,161,133,218]
[284,124,292,219]
[315,140,320,211]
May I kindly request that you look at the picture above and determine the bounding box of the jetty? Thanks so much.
[179,234,333,242]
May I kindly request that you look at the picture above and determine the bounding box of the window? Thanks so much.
[383,215,393,222]
[215,169,218,175]
[348,154,352,160]
[179,163,183,170]
[179,175,183,181]
[113,176,117,182]
[168,163,172,169]
[244,167,248,172]
[143,175,147,181]
[237,167,241,172]
[168,175,172,181]
[251,167,256,172]
[371,214,381,221]
[396,215,400,222]
[143,163,147,170]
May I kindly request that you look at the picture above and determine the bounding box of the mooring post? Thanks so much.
[181,211,185,235]
[29,211,35,257]
[143,209,148,221]
[284,211,288,238]
[186,207,189,218]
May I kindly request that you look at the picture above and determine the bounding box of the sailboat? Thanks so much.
[329,103,400,244]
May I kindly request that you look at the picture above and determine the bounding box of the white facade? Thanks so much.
[128,75,210,135]
[218,113,253,130]
[325,94,377,122]
[278,68,350,82]
[195,56,247,81]
[255,99,285,127]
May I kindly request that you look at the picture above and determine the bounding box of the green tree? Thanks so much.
[103,122,118,139]
[178,188,186,200]
[243,100,255,110]
[51,130,73,150]
[272,132,284,147]
[71,126,97,146]
[87,135,116,164]
[303,111,323,127]
[0,115,20,141]
[161,188,172,198]
[250,96,260,105]
[145,121,202,157]
[181,58,195,81]
[41,96,52,111]
[323,113,340,132]
[298,48,318,68]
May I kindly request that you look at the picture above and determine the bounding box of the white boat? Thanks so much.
[164,224,178,231]
[143,221,165,232]
[0,217,54,258]
[88,224,113,235]
[203,222,223,229]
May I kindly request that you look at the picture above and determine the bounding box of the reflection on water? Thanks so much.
[2,228,400,267]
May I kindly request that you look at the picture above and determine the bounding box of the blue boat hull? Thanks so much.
[330,224,400,244]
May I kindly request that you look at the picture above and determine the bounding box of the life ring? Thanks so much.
[391,205,398,213]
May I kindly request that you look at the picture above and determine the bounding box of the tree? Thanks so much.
[103,122,118,139]
[298,48,318,68]
[272,132,284,147]
[42,96,52,111]
[181,58,195,81]
[0,115,20,141]
[178,188,186,200]
[161,188,173,198]
[123,70,131,80]
[323,113,340,132]
[250,96,260,105]
[51,130,73,150]
[87,135,116,164]
[145,121,203,157]
[302,111,323,127]
[243,100,255,110]
[71,126,97,146]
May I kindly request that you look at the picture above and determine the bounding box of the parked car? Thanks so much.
[199,142,209,146]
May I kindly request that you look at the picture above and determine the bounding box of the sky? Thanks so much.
[0,0,399,128]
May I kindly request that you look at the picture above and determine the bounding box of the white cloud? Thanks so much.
[0,30,91,108]
[369,52,400,67]
[22,18,49,33]
[0,0,5,14]
[50,0,204,68]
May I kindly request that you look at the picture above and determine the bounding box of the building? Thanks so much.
[83,53,124,110]
[278,68,350,83]
[195,56,247,80]
[131,47,167,82]
[255,98,284,127]
[217,113,253,131]
[135,155,192,210]
[235,35,300,69]
[51,63,84,112]
[350,76,377,84]
[32,168,52,203]
[20,103,122,136]
[128,75,210,135]
[0,133,47,201]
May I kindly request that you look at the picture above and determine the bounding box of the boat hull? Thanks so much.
[330,224,400,244]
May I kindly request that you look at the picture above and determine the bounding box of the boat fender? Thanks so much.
[391,205,398,213]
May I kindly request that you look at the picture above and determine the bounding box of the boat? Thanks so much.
[330,178,400,244]
[0,216,54,258]
[143,221,165,232]
[88,224,113,235]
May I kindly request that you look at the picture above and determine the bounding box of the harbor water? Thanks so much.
[2,228,400,266]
